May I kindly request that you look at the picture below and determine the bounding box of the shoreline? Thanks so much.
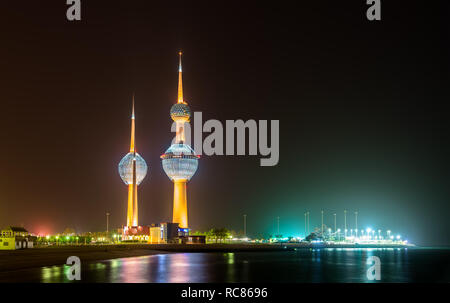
[0,243,413,272]
[0,243,288,272]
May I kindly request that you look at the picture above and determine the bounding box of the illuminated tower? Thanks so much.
[118,97,148,227]
[161,52,199,229]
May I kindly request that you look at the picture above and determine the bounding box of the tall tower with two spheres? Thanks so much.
[161,52,199,229]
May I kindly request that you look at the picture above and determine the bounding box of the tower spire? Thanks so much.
[130,94,135,153]
[177,51,184,104]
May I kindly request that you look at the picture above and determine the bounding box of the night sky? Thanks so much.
[0,1,449,246]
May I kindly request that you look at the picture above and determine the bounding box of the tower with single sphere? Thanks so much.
[161,52,199,229]
[118,98,148,227]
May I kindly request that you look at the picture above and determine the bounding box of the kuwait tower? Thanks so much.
[118,97,148,227]
[161,52,199,229]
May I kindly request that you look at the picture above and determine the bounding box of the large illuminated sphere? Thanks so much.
[118,152,148,185]
[170,103,191,122]
[161,143,198,181]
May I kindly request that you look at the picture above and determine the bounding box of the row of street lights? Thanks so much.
[299,210,404,242]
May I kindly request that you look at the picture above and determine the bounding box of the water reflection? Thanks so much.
[225,253,235,283]
[166,253,190,283]
[12,248,444,283]
[41,266,65,283]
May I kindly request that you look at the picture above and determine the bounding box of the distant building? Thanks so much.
[0,226,35,250]
[121,223,205,244]
[122,223,179,243]
[180,235,206,244]
[122,225,151,242]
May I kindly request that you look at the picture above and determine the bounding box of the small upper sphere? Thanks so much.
[170,103,191,122]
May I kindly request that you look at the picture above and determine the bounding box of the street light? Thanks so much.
[304,213,307,238]
[344,210,347,233]
[366,228,372,240]
[106,212,110,233]
[334,213,337,232]
[321,210,324,235]
[307,212,310,235]
[277,217,280,235]
[243,214,247,238]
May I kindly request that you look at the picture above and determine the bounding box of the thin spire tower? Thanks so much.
[178,52,184,104]
[130,94,135,153]
[118,96,148,227]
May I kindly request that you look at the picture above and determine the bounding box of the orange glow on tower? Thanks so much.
[173,178,188,228]
[178,52,185,104]
[161,52,199,229]
[118,96,148,227]
[130,97,135,153]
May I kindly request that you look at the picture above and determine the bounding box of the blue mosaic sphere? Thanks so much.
[118,152,148,185]
[170,103,191,122]
[161,144,198,181]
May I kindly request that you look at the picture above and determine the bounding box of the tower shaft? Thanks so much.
[126,158,138,226]
[178,52,183,104]
[173,180,188,228]
[132,185,138,226]
[130,96,135,152]
[126,184,136,226]
[132,157,138,225]
[175,121,185,143]
[127,98,138,227]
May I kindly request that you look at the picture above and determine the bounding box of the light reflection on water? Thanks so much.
[1,248,448,283]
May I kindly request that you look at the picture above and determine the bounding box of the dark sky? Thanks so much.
[0,1,449,246]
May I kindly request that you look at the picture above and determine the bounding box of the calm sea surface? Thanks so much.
[1,248,450,283]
